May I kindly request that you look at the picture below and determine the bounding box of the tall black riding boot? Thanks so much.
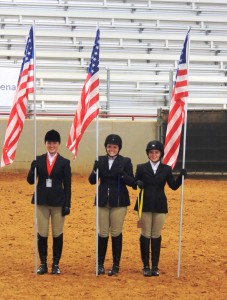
[108,233,122,276]
[98,236,109,275]
[140,235,151,277]
[37,234,48,275]
[52,233,63,275]
[151,236,161,276]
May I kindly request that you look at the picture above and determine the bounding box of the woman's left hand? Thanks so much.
[180,168,187,178]
[62,206,70,216]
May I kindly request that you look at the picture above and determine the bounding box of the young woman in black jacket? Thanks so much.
[135,140,186,277]
[27,130,71,275]
[89,134,135,276]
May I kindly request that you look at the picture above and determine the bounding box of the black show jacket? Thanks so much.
[27,153,71,207]
[134,162,182,213]
[88,155,135,207]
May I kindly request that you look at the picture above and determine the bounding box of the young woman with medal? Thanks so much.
[27,130,71,275]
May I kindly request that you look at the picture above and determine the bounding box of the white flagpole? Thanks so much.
[32,21,38,275]
[95,23,100,277]
[177,27,191,278]
[95,115,99,276]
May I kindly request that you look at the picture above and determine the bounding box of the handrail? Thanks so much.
[0,112,157,121]
[1,8,227,23]
[2,28,227,42]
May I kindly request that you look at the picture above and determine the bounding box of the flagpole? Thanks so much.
[177,27,191,278]
[32,21,38,275]
[95,115,99,276]
[95,24,100,277]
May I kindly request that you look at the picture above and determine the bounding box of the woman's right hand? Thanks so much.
[137,180,144,189]
[31,160,38,172]
[93,160,100,171]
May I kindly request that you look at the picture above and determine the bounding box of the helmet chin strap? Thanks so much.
[150,159,160,164]
[106,149,119,158]
[147,154,161,164]
[108,155,117,160]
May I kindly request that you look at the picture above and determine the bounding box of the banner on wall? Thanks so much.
[0,67,19,108]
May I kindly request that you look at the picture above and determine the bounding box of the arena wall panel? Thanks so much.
[0,118,157,174]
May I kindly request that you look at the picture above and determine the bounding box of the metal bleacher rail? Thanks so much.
[0,0,227,117]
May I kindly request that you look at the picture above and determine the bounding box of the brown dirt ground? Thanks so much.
[0,172,226,300]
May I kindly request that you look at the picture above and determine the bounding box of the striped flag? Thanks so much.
[1,26,34,167]
[67,29,100,158]
[163,28,190,169]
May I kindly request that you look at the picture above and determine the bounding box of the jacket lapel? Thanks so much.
[145,161,155,175]
[40,154,49,177]
[145,161,164,175]
[49,154,61,176]
[156,163,164,175]
[103,156,109,171]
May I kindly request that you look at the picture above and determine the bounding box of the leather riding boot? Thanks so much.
[151,236,161,276]
[140,235,151,277]
[37,234,48,275]
[108,233,122,276]
[52,233,63,274]
[98,236,109,275]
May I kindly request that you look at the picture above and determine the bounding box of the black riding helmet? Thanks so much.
[104,134,122,151]
[146,140,164,158]
[44,129,61,144]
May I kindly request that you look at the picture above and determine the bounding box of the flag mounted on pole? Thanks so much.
[1,26,34,167]
[163,28,191,169]
[162,28,191,278]
[67,29,100,158]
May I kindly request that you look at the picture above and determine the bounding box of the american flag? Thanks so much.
[67,29,100,158]
[1,26,34,167]
[163,28,190,169]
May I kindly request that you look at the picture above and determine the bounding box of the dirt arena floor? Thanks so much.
[0,172,226,300]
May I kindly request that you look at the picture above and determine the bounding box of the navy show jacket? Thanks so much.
[134,162,182,213]
[88,155,135,207]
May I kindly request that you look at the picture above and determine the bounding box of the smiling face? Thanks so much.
[46,141,60,155]
[106,144,120,157]
[148,149,162,163]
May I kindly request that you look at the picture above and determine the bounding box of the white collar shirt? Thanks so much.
[47,152,57,166]
[108,156,117,170]
[149,160,160,174]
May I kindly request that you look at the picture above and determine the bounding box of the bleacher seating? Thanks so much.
[0,0,227,117]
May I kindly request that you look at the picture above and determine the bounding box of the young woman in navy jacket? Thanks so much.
[135,140,186,277]
[89,134,135,276]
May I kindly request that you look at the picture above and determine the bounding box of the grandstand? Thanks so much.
[0,0,227,116]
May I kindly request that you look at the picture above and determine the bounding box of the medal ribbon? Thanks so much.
[46,154,58,176]
[137,188,144,219]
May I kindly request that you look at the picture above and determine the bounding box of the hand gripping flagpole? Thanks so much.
[32,21,38,275]
[177,27,191,278]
